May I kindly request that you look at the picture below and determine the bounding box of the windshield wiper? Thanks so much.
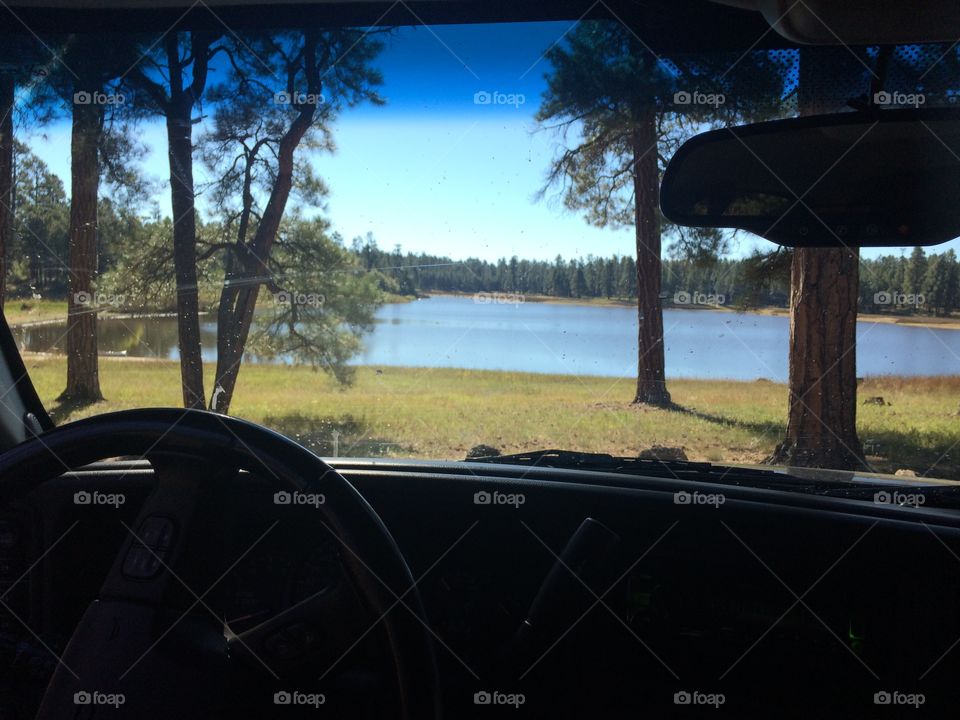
[466,449,841,488]
[468,448,713,474]
[813,484,960,509]
[467,449,960,505]
[466,448,901,493]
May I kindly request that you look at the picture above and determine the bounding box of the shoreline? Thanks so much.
[17,353,960,383]
[13,310,184,329]
[8,293,959,333]
[420,291,960,331]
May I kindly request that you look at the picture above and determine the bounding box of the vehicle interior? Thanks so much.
[1,0,960,718]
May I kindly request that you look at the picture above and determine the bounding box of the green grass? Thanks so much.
[22,357,960,479]
[3,292,410,330]
[3,299,69,326]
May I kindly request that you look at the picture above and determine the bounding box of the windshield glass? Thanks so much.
[3,20,959,480]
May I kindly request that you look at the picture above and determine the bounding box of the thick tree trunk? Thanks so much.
[0,74,13,310]
[60,97,103,403]
[166,110,205,408]
[631,109,671,406]
[769,247,865,468]
[769,47,865,469]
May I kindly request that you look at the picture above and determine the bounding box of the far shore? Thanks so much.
[13,310,183,329]
[421,291,960,331]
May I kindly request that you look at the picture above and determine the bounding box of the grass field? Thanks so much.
[22,356,960,479]
[3,299,69,326]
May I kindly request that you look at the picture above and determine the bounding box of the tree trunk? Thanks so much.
[128,33,215,408]
[211,117,309,414]
[0,74,13,310]
[631,109,671,406]
[211,32,321,415]
[164,34,212,409]
[60,97,103,403]
[166,108,205,408]
[211,269,257,414]
[769,247,865,468]
[769,47,865,469]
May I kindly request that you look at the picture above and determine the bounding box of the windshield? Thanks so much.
[3,19,959,481]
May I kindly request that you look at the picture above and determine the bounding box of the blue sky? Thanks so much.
[21,21,953,262]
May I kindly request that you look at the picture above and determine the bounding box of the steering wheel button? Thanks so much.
[122,546,162,579]
[139,516,175,550]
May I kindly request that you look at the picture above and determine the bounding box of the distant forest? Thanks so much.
[9,139,958,319]
[355,239,960,316]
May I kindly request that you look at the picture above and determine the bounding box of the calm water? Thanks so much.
[13,295,960,380]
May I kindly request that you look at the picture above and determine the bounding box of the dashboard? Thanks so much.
[2,460,960,718]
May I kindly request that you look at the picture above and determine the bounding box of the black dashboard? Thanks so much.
[3,459,960,718]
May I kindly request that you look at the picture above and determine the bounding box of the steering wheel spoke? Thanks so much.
[227,580,367,678]
[36,601,229,718]
[100,453,225,606]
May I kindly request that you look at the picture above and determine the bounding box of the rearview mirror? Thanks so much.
[660,108,960,247]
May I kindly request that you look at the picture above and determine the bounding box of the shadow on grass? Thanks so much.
[855,428,960,479]
[670,403,960,479]
[261,412,411,457]
[666,402,786,440]
[47,395,103,424]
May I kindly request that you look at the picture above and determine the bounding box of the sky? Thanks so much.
[20,21,955,262]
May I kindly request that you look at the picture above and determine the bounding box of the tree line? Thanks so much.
[10,144,959,320]
[357,240,960,316]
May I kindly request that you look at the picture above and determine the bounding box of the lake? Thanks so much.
[12,295,960,381]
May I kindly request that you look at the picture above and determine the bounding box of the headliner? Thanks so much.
[0,0,787,54]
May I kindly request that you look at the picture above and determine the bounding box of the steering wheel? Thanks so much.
[0,408,440,719]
